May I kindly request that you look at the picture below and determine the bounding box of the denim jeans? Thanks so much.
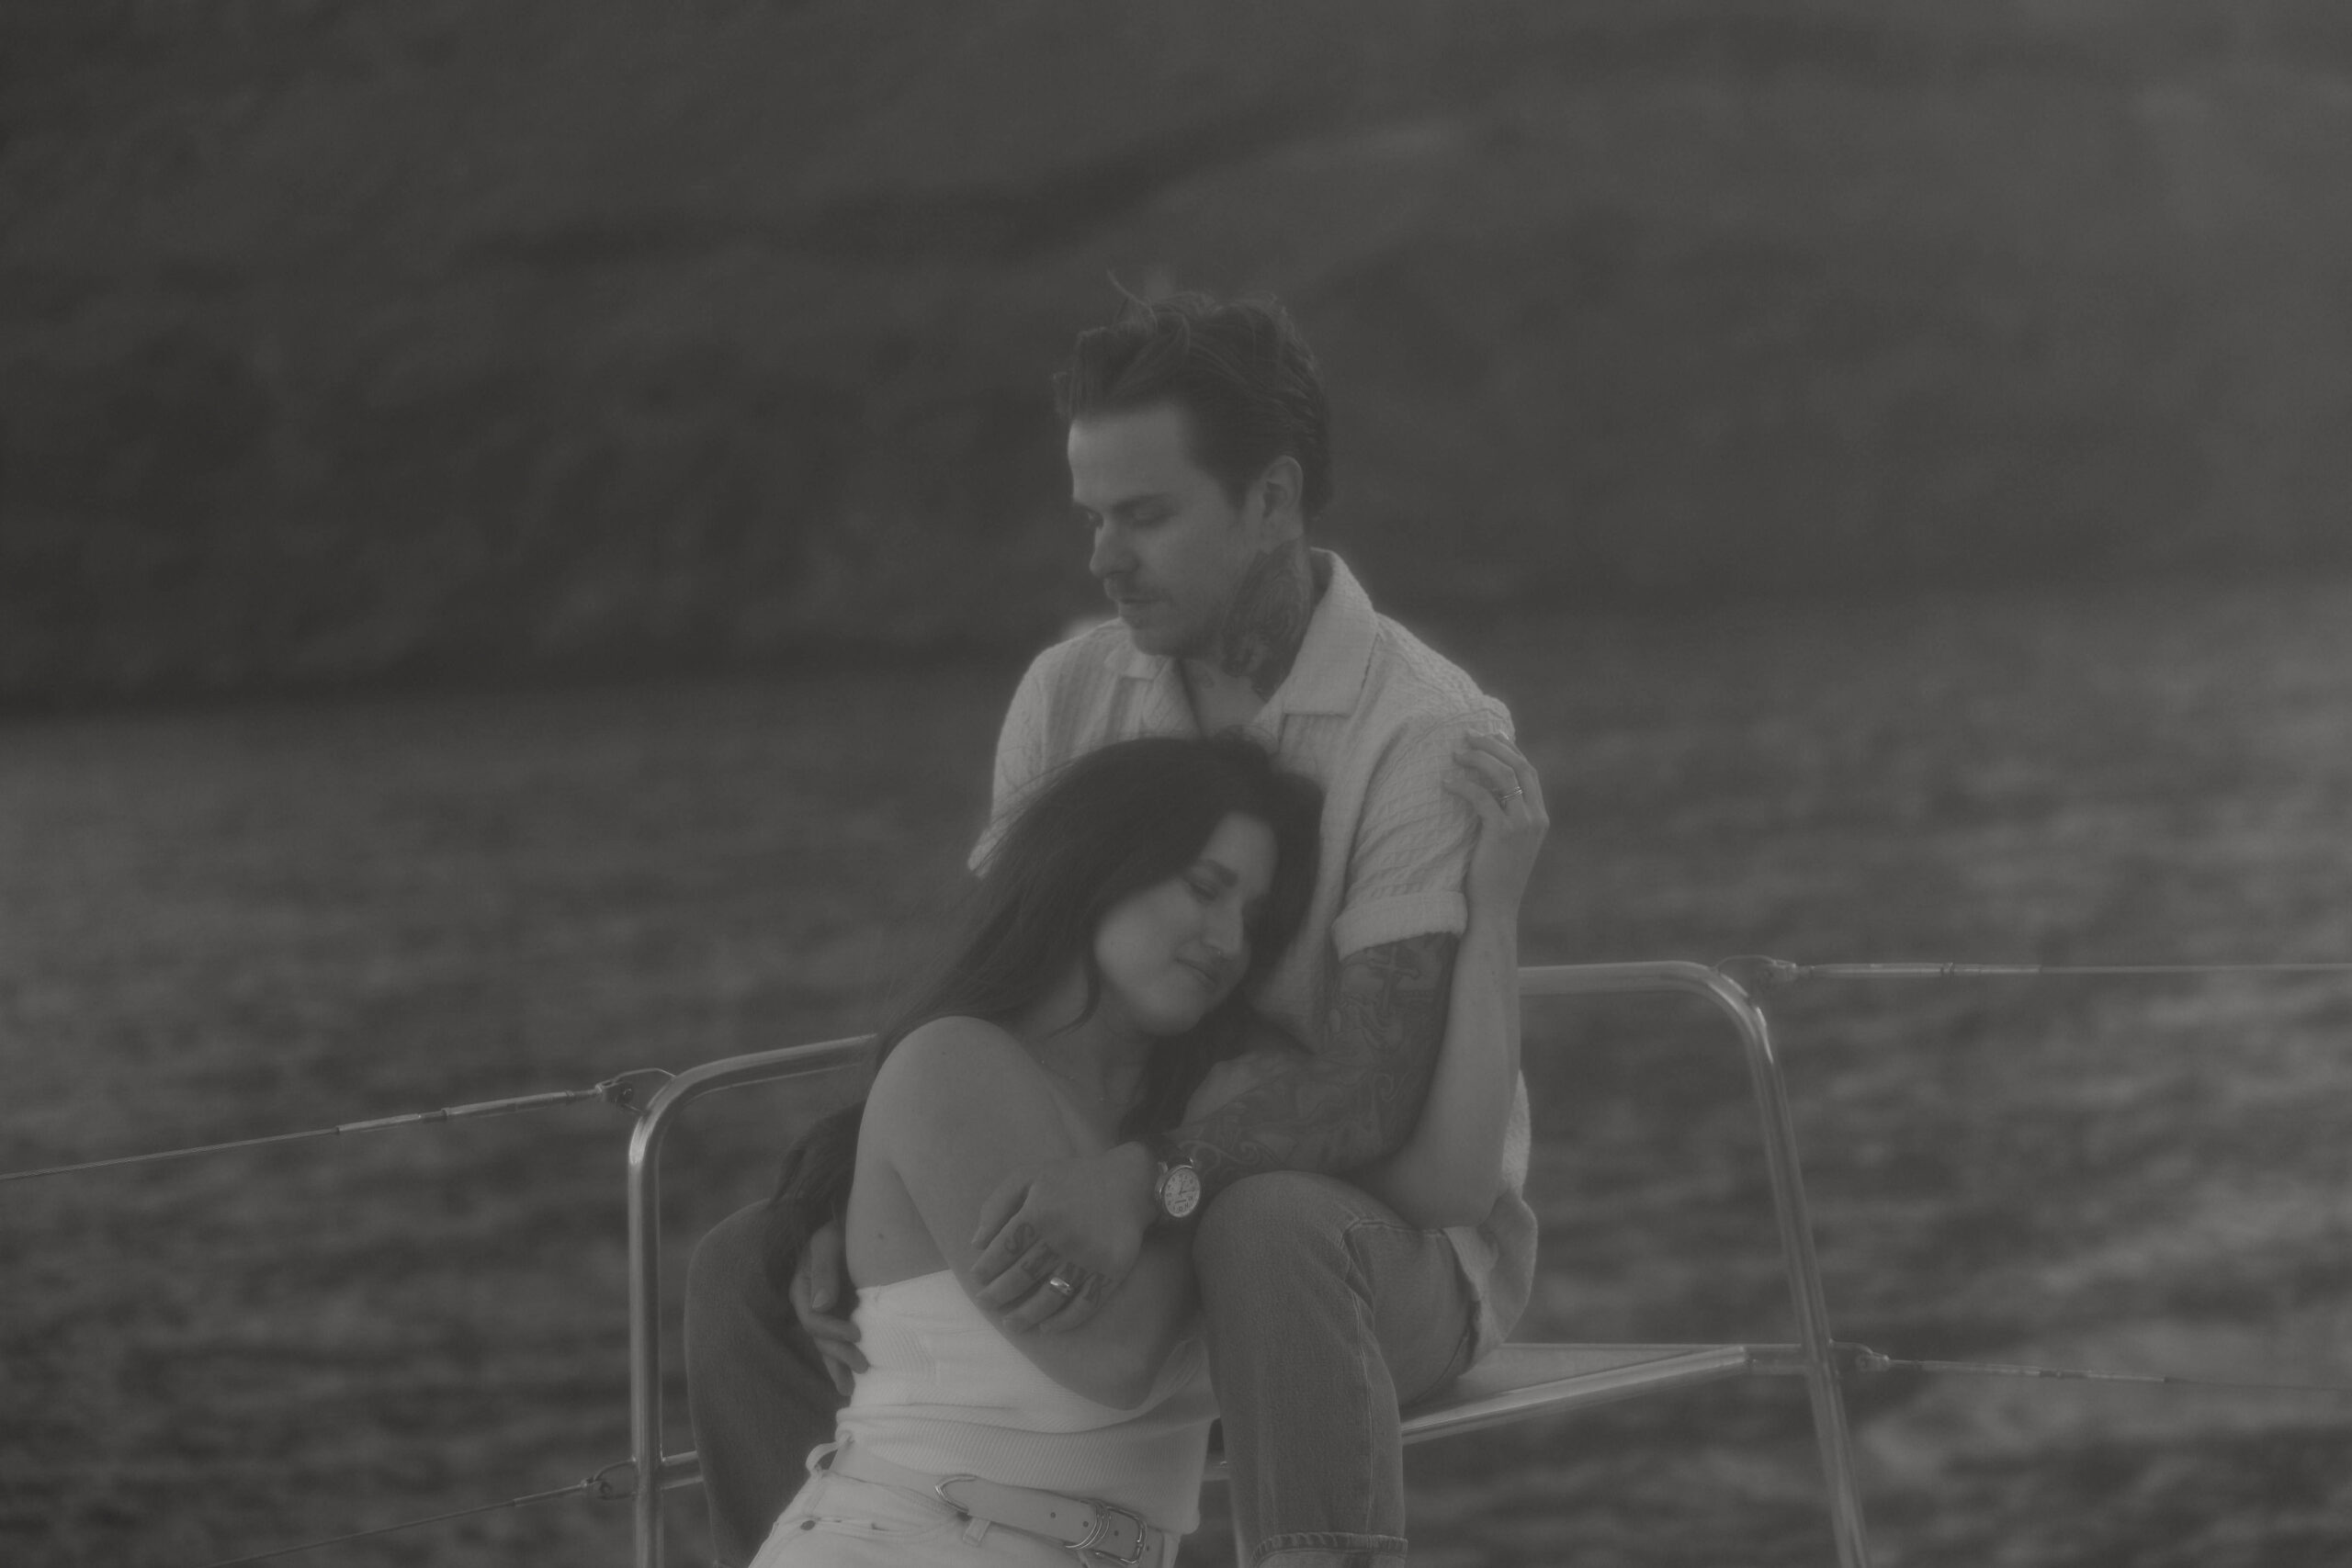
[1194,1173,1477,1568]
[686,1175,1477,1568]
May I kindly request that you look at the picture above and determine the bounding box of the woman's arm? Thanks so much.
[1351,733,1547,1229]
[854,1019,1198,1409]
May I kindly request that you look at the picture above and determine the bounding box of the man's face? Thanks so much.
[1068,403,1270,660]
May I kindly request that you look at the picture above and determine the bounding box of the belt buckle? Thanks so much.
[1073,1502,1149,1565]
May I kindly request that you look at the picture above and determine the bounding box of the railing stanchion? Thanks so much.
[627,975,1874,1568]
[1713,972,1871,1568]
[625,1036,871,1568]
[626,1109,665,1568]
[1520,963,1871,1568]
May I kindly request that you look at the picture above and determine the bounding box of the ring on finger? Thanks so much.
[1045,1272,1079,1299]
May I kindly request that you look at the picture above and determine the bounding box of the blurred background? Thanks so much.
[6,3,2352,1566]
[6,0,2352,701]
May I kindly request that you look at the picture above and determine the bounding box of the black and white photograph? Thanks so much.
[6,5,2351,1565]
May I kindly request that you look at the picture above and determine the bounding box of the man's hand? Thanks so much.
[789,1219,866,1396]
[967,1143,1158,1334]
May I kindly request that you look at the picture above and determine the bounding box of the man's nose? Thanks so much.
[1088,522,1133,580]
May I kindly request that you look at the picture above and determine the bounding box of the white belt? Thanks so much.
[819,1442,1179,1566]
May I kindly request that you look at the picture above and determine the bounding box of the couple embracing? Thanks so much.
[688,292,1544,1568]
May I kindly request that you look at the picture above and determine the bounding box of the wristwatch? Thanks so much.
[1143,1133,1202,1227]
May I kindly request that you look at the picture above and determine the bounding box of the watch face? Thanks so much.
[1161,1164,1203,1220]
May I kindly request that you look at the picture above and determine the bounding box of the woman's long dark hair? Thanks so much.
[763,734,1321,1281]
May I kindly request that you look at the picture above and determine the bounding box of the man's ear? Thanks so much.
[1251,456,1306,537]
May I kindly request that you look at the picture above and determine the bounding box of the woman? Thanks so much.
[754,729,1544,1566]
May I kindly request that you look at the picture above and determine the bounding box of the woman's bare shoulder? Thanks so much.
[867,1017,1046,1126]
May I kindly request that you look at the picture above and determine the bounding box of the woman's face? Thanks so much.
[1091,811,1279,1037]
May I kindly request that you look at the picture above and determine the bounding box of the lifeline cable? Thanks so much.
[0,1068,673,1186]
[191,1473,602,1567]
[1722,956,2352,986]
[1857,1350,2352,1399]
[1710,959,2352,1404]
[187,1456,687,1568]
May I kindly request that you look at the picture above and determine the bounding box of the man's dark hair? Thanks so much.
[1056,291,1335,522]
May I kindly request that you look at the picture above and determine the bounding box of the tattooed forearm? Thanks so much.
[1214,541,1314,700]
[1175,931,1458,1201]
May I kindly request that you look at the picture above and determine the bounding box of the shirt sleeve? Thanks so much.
[1328,699,1515,960]
[969,649,1058,874]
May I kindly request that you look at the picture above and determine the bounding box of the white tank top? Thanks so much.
[834,1271,1216,1533]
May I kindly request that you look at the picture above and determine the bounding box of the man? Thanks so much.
[686,292,1536,1568]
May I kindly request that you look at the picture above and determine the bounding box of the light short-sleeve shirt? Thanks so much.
[975,551,1535,1355]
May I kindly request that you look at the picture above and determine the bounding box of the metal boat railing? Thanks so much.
[24,954,2348,1565]
[622,961,1875,1568]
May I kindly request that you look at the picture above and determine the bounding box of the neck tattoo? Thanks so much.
[1215,543,1313,701]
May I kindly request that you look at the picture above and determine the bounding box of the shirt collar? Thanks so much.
[1103,549,1376,719]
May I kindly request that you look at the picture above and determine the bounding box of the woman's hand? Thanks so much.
[1356,729,1545,1229]
[1446,731,1548,916]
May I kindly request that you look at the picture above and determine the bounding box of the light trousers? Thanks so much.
[749,1451,1174,1568]
[685,1172,1477,1568]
